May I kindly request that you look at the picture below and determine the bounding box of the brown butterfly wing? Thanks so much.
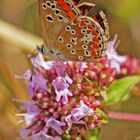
[77,2,96,15]
[54,14,108,61]
[38,0,109,61]
[38,0,81,54]
[93,11,110,40]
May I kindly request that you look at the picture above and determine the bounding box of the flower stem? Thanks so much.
[108,111,140,121]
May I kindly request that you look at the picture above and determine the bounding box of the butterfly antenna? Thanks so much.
[114,34,121,49]
[37,44,48,55]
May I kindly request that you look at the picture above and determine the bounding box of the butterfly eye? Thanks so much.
[71,49,76,55]
[58,36,64,42]
[66,44,72,49]
[41,47,47,54]
[37,45,47,54]
[42,3,47,9]
[55,9,60,15]
[82,45,88,49]
[71,30,76,35]
[46,15,54,22]
[84,50,91,56]
[78,56,84,60]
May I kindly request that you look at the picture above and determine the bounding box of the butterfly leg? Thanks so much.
[37,44,63,60]
[37,44,48,54]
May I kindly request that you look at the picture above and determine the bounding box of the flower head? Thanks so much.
[15,30,140,139]
[28,73,47,97]
[52,77,73,104]
[106,35,127,74]
[65,114,86,128]
[16,52,114,139]
[120,55,140,75]
[31,52,53,70]
[71,100,94,118]
[46,118,66,135]
[31,129,61,140]
[54,60,65,77]
[66,100,94,128]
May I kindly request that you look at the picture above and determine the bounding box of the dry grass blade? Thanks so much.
[0,19,42,52]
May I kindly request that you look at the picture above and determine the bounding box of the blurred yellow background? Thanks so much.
[0,0,140,140]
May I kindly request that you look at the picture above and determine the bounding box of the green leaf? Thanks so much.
[106,76,140,106]
[87,128,100,140]
[95,108,108,124]
[100,90,108,102]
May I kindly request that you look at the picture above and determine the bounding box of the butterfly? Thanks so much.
[38,0,110,61]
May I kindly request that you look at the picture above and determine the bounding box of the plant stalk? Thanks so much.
[0,19,42,52]
[108,111,140,121]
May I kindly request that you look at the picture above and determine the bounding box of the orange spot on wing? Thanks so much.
[63,3,71,12]
[93,42,99,49]
[93,16,99,22]
[92,30,98,35]
[80,21,86,26]
[74,18,80,24]
[74,2,78,5]
[93,37,98,42]
[68,11,76,19]
[58,0,64,6]
[88,25,93,30]
[92,50,98,58]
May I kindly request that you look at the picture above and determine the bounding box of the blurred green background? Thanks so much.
[0,0,140,140]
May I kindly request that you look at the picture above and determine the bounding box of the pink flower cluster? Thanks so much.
[106,35,140,76]
[16,52,115,140]
[120,56,140,75]
[16,35,140,139]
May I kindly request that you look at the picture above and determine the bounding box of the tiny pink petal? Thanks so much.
[106,35,127,74]
[65,114,85,128]
[32,129,61,140]
[46,118,66,135]
[52,77,72,104]
[72,100,94,118]
[31,52,53,70]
